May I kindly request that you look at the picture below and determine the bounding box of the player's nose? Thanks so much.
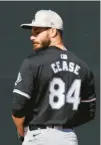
[30,36,36,41]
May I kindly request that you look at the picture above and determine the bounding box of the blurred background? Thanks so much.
[0,1,100,145]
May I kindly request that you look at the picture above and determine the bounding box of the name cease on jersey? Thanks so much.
[49,78,81,110]
[51,61,81,75]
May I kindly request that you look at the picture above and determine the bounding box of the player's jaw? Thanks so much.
[33,42,41,49]
[30,36,50,50]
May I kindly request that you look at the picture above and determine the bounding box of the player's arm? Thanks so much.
[80,69,96,119]
[12,115,25,137]
[11,58,36,139]
[12,93,29,138]
[72,69,96,127]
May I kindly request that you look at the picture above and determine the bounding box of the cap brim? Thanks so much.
[20,23,63,30]
[20,23,50,29]
[20,23,35,29]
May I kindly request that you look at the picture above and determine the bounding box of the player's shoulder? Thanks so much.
[20,51,38,68]
[26,50,37,59]
[67,50,90,72]
[25,50,40,61]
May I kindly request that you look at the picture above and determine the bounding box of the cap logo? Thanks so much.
[51,22,54,26]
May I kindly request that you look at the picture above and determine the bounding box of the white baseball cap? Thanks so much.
[20,10,63,30]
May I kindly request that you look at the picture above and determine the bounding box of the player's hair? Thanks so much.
[57,29,63,38]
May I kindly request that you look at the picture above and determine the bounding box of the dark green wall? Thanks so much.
[0,1,99,145]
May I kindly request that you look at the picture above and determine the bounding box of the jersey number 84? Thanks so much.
[49,78,81,110]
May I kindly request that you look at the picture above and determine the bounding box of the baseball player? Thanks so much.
[11,10,96,145]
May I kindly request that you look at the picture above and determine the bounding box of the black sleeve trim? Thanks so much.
[12,93,29,118]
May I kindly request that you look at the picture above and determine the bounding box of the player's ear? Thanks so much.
[49,28,57,38]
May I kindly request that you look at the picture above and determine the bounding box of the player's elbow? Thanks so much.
[12,93,29,118]
[12,104,26,118]
[89,100,96,120]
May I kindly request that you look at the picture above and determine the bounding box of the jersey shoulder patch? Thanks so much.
[15,72,22,86]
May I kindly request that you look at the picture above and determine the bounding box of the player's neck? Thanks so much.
[49,39,66,51]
